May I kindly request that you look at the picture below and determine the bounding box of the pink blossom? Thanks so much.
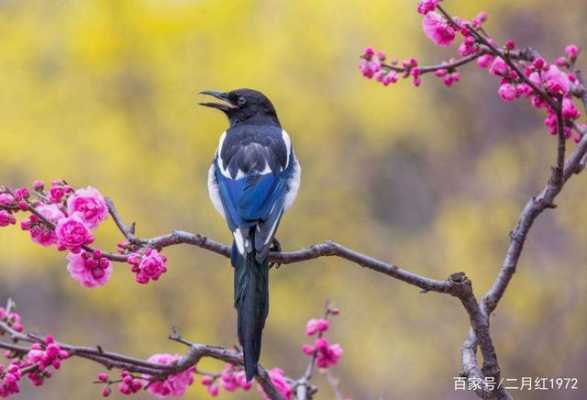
[0,193,14,207]
[26,337,69,372]
[49,186,66,204]
[257,368,292,400]
[201,376,213,387]
[565,44,580,60]
[533,57,546,70]
[489,57,509,76]
[359,49,386,79]
[23,204,65,247]
[55,215,94,252]
[434,69,447,78]
[314,338,343,369]
[219,364,251,392]
[374,70,386,82]
[359,60,381,79]
[516,83,532,97]
[422,12,456,47]
[443,71,460,87]
[544,113,558,135]
[562,97,580,120]
[543,65,570,95]
[458,36,477,56]
[565,126,573,139]
[403,58,418,69]
[555,56,568,68]
[32,180,44,191]
[306,319,330,336]
[14,188,29,201]
[0,361,22,396]
[207,384,220,397]
[145,354,195,398]
[417,0,439,15]
[118,371,143,395]
[67,251,113,288]
[128,248,168,284]
[0,210,16,227]
[0,307,24,332]
[531,95,545,109]
[303,338,343,369]
[361,47,375,59]
[472,11,488,28]
[498,83,517,102]
[382,72,398,86]
[67,187,108,229]
[569,73,577,83]
[302,344,314,355]
[528,71,542,87]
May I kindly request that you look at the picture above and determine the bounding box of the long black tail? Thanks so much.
[232,236,269,381]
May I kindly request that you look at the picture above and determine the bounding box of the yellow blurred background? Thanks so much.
[0,0,586,399]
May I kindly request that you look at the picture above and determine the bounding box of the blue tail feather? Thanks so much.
[231,233,269,381]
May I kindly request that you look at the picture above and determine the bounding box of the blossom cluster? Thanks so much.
[96,354,195,398]
[302,309,343,370]
[0,307,23,333]
[146,354,195,398]
[359,1,585,143]
[194,307,344,400]
[0,334,69,397]
[259,368,292,400]
[1,303,347,399]
[0,180,168,288]
[199,363,292,400]
[200,363,251,397]
[25,336,70,385]
[127,248,168,284]
[1,307,196,400]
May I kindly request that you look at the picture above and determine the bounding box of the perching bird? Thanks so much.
[200,89,301,381]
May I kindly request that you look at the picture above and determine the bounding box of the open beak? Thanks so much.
[199,90,236,112]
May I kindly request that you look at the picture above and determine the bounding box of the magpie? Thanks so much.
[200,88,301,381]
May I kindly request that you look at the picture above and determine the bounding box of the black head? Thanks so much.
[199,88,280,127]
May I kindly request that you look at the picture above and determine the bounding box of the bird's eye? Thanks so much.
[237,96,247,106]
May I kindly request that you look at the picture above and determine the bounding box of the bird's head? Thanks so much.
[199,88,280,127]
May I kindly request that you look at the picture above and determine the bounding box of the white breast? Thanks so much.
[281,129,292,169]
[207,163,225,217]
[284,157,301,211]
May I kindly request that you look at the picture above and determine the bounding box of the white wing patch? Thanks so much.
[234,228,245,255]
[264,214,281,245]
[281,130,292,169]
[260,162,272,175]
[284,157,301,211]
[234,169,245,180]
[207,163,225,217]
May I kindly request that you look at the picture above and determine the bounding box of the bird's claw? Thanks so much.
[268,237,282,269]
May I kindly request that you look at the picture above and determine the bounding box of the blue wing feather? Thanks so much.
[237,174,280,220]
[215,163,288,229]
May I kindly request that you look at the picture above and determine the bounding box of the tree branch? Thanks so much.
[0,320,284,400]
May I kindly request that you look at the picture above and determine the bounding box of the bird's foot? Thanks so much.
[268,237,282,269]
